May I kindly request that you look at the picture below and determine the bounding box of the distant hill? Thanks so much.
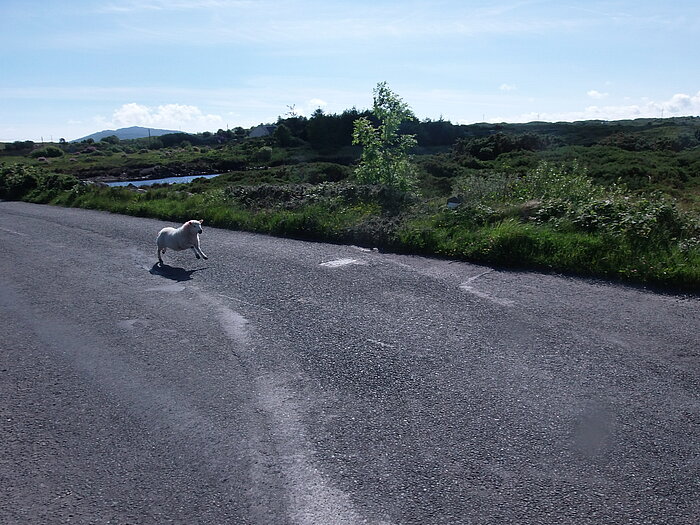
[72,126,181,142]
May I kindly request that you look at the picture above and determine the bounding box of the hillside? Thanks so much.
[71,126,180,143]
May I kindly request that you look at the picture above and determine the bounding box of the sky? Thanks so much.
[1,0,699,142]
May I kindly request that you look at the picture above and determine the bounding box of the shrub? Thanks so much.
[254,146,273,162]
[0,164,40,199]
[273,124,295,147]
[292,162,351,184]
[511,161,601,203]
[30,146,64,158]
[507,162,698,250]
[452,172,518,205]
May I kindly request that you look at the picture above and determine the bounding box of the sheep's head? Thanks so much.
[187,220,203,234]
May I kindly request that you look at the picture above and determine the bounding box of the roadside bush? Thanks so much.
[0,164,80,201]
[511,161,601,204]
[506,162,699,250]
[0,164,40,199]
[452,172,518,205]
[220,181,415,216]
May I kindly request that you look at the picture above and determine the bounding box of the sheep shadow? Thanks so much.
[150,263,206,282]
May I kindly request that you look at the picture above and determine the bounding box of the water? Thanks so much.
[106,173,221,187]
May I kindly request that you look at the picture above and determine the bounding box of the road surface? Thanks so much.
[1,201,698,524]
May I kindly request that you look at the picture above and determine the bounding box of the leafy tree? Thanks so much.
[306,109,332,150]
[273,123,294,147]
[276,116,308,142]
[352,82,417,190]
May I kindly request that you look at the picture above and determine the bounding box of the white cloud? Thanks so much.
[587,91,700,119]
[500,83,517,92]
[308,98,328,108]
[587,90,609,99]
[106,103,225,131]
[488,90,700,123]
[663,93,696,112]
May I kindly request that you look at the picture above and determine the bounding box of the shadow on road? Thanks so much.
[149,263,207,282]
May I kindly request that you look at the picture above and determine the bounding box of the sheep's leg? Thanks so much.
[194,243,208,260]
[158,247,164,264]
[193,239,208,260]
[191,247,201,259]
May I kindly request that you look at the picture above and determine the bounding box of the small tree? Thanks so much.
[273,123,294,147]
[352,82,417,190]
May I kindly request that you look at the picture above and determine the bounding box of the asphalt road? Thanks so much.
[1,201,698,525]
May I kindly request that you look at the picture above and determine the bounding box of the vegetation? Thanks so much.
[2,86,699,292]
[352,82,418,190]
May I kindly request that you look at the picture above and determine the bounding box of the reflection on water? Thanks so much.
[106,173,220,187]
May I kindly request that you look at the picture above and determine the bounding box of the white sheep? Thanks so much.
[156,219,208,265]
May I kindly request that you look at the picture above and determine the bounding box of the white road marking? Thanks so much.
[367,338,396,349]
[256,374,367,525]
[0,227,28,236]
[320,258,359,268]
[217,292,273,312]
[460,270,515,306]
[462,269,494,283]
[207,294,370,524]
[459,284,515,307]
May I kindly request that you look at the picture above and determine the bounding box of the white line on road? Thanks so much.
[462,269,494,283]
[207,292,372,524]
[367,338,396,349]
[459,284,515,306]
[0,227,28,236]
[320,258,360,268]
[460,270,515,306]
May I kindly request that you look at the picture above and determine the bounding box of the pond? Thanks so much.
[106,173,221,187]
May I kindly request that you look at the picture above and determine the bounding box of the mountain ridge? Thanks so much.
[72,126,181,142]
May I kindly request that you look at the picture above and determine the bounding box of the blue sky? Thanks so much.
[2,0,699,141]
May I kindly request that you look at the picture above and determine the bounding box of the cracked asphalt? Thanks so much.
[1,201,698,524]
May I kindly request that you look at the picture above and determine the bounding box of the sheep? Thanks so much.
[156,219,208,265]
